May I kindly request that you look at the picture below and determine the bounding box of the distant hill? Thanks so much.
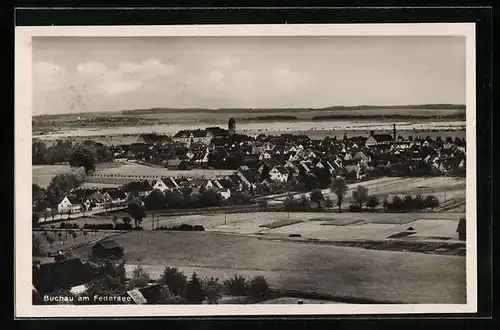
[33,104,465,119]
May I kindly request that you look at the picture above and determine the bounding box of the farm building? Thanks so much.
[127,283,164,304]
[91,240,124,259]
[456,217,466,241]
[32,258,91,295]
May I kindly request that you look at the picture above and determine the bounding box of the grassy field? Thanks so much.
[32,165,76,188]
[33,229,121,257]
[70,230,466,304]
[87,162,234,182]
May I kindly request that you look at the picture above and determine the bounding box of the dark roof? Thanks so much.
[371,134,394,143]
[107,190,126,200]
[128,284,164,304]
[173,130,190,138]
[92,240,122,250]
[33,258,90,294]
[66,195,81,204]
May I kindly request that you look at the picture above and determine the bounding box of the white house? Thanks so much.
[259,151,272,160]
[269,166,289,183]
[58,195,83,214]
[152,177,179,192]
[219,188,231,200]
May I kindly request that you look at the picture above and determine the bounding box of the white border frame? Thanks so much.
[15,23,477,318]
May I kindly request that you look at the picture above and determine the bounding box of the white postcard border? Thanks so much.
[15,23,477,318]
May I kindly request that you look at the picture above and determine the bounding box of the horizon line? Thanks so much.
[32,103,466,117]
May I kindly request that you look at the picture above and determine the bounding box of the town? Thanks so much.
[32,118,466,221]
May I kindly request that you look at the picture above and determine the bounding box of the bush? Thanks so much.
[246,276,270,298]
[349,203,362,212]
[185,273,205,303]
[159,267,187,297]
[424,195,440,210]
[224,274,247,297]
[33,235,46,257]
[154,224,205,232]
[324,197,334,208]
[83,223,114,230]
[59,222,80,229]
[113,223,134,230]
[365,195,380,210]
[202,277,223,304]
[127,265,151,289]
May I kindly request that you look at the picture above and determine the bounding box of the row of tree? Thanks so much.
[33,139,114,172]
[35,256,270,305]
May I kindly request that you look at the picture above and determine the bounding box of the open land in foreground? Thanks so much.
[67,230,465,304]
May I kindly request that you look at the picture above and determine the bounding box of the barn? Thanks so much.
[91,240,124,259]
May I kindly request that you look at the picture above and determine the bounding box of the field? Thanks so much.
[33,229,121,258]
[32,165,76,188]
[86,162,234,183]
[269,176,466,206]
[69,230,466,304]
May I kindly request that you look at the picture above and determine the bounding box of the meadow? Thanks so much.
[69,230,466,304]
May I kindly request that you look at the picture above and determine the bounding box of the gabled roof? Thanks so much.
[64,195,81,205]
[107,190,127,200]
[33,258,90,294]
[93,240,122,250]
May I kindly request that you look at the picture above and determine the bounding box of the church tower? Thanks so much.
[228,118,236,136]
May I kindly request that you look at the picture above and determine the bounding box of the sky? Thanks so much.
[32,36,466,115]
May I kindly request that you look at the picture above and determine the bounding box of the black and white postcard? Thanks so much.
[15,23,477,317]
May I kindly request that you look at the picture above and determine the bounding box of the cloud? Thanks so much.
[32,61,68,91]
[76,61,108,77]
[95,80,144,96]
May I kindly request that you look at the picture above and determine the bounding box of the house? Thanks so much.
[127,283,164,304]
[219,188,231,200]
[58,195,83,214]
[457,217,466,241]
[166,157,188,170]
[107,190,128,205]
[33,258,92,295]
[152,178,179,192]
[269,166,289,183]
[365,131,394,147]
[91,240,124,259]
[344,165,362,180]
[259,151,272,160]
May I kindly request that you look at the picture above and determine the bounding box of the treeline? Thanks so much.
[312,114,466,121]
[34,254,271,305]
[32,168,87,213]
[144,188,255,211]
[32,139,114,171]
[241,115,298,121]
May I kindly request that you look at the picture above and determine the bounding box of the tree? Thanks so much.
[144,189,166,210]
[365,195,380,211]
[414,194,425,211]
[324,196,334,208]
[425,195,440,211]
[310,189,324,209]
[72,232,78,242]
[199,189,221,207]
[122,217,132,227]
[224,274,247,300]
[57,232,63,241]
[300,194,311,212]
[382,198,389,211]
[127,265,151,289]
[391,196,403,211]
[330,177,348,213]
[258,200,268,210]
[260,163,271,182]
[127,199,146,228]
[69,145,96,173]
[159,267,187,297]
[33,235,46,257]
[247,276,269,298]
[45,235,55,249]
[185,273,205,303]
[112,216,118,227]
[352,185,369,208]
[203,277,223,305]
[403,195,414,211]
[83,230,88,240]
